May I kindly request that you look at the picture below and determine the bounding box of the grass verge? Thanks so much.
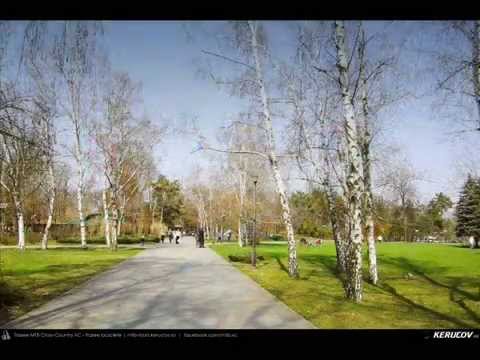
[211,242,480,328]
[0,247,142,325]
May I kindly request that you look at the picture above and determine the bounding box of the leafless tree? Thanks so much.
[0,105,46,249]
[93,71,162,250]
[51,21,105,248]
[198,21,300,277]
[433,21,480,136]
[378,156,419,242]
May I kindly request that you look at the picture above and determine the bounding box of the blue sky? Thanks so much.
[100,21,477,203]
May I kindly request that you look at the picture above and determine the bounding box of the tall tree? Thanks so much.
[93,71,159,250]
[380,159,419,242]
[151,175,184,229]
[22,21,59,250]
[51,21,105,248]
[455,175,480,247]
[357,23,378,284]
[199,21,299,277]
[0,109,45,250]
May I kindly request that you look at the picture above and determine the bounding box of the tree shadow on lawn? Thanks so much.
[448,279,480,324]
[273,255,339,281]
[380,256,480,302]
[379,283,474,328]
[295,252,480,327]
[2,259,126,277]
[5,258,239,329]
[378,256,480,327]
[0,281,28,325]
[274,257,289,275]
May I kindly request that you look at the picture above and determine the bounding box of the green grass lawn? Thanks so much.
[0,247,142,325]
[211,241,480,329]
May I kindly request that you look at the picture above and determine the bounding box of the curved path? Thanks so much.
[6,237,315,329]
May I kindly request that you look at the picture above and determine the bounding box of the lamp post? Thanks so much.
[252,176,258,267]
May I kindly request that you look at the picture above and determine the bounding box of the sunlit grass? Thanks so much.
[0,247,142,325]
[211,242,480,328]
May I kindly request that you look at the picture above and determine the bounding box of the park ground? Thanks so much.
[211,241,480,328]
[0,247,142,325]
[3,237,313,329]
[1,239,479,328]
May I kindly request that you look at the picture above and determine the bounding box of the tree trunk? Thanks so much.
[365,215,378,283]
[13,195,25,250]
[335,20,364,302]
[325,177,346,273]
[248,20,299,278]
[238,217,243,247]
[204,213,210,240]
[103,189,111,247]
[358,28,379,285]
[41,163,56,250]
[76,162,87,248]
[117,194,127,237]
[111,203,119,251]
[117,219,122,237]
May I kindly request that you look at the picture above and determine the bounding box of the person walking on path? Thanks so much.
[174,229,181,244]
[168,230,173,244]
[197,227,205,248]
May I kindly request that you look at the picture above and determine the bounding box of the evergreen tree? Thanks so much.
[455,175,480,247]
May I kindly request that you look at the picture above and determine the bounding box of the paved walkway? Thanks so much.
[6,236,315,329]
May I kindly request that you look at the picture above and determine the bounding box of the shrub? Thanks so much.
[57,234,159,244]
[269,234,285,241]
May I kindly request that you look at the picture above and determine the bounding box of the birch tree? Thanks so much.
[199,21,299,277]
[0,103,45,250]
[94,71,160,250]
[283,22,350,274]
[37,101,56,250]
[221,120,264,247]
[22,22,59,250]
[51,21,104,248]
[333,21,365,301]
[356,24,379,284]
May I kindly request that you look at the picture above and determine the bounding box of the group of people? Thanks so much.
[159,229,182,244]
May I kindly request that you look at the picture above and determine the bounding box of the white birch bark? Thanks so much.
[358,28,378,284]
[334,20,364,302]
[13,194,25,250]
[41,163,55,250]
[117,193,126,237]
[76,164,87,248]
[248,21,299,278]
[237,170,246,247]
[110,203,118,250]
[238,218,243,247]
[0,136,26,250]
[72,94,87,249]
[102,189,111,247]
[324,175,347,273]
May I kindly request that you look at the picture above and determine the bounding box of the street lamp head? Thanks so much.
[252,175,259,185]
